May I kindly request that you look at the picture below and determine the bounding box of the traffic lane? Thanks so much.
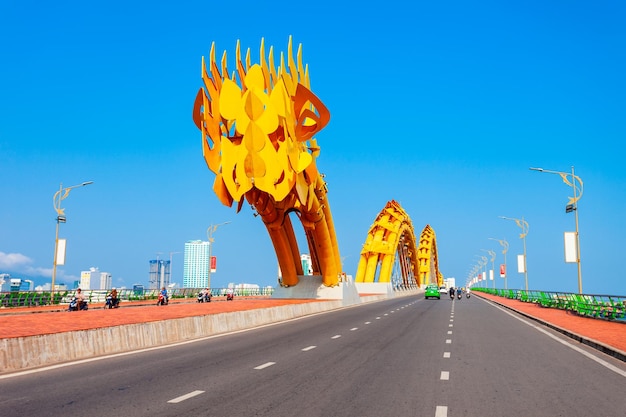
[167,295,453,417]
[442,296,626,417]
[0,296,441,416]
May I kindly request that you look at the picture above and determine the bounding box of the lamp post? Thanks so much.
[530,166,584,294]
[474,255,487,287]
[481,249,496,289]
[51,181,93,301]
[500,216,529,291]
[488,238,509,289]
[206,221,231,288]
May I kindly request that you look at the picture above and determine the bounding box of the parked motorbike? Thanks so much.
[156,293,168,306]
[105,295,120,309]
[68,297,88,311]
[197,292,212,303]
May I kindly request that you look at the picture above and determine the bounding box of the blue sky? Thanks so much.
[1,0,625,295]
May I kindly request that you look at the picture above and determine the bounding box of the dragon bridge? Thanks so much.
[355,201,442,288]
[192,38,441,290]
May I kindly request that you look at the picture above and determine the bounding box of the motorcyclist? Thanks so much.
[160,287,169,304]
[449,287,455,299]
[456,287,462,298]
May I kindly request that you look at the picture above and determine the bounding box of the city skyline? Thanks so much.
[1,1,625,295]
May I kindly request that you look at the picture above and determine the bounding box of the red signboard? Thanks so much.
[499,264,506,278]
[210,256,217,273]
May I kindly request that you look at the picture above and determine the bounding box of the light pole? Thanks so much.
[500,216,529,291]
[488,238,509,289]
[206,221,231,288]
[51,181,93,301]
[481,249,496,289]
[530,166,584,294]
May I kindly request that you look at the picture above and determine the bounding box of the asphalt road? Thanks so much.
[1,294,625,417]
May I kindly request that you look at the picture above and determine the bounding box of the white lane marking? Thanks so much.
[365,321,371,325]
[167,390,205,403]
[447,331,452,335]
[448,324,453,327]
[440,371,450,380]
[435,405,448,417]
[376,317,381,320]
[254,362,276,370]
[331,335,342,339]
[446,339,452,344]
[483,299,626,378]
[302,346,316,351]
[384,313,389,316]
[443,352,451,358]
[449,319,454,322]
[350,327,358,331]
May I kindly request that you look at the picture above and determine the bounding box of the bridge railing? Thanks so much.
[0,287,275,308]
[473,288,626,321]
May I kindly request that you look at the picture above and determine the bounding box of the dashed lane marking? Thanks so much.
[350,327,358,331]
[302,346,316,352]
[254,362,276,370]
[440,371,450,380]
[331,335,342,339]
[443,352,451,358]
[445,339,452,344]
[435,405,448,417]
[167,390,205,404]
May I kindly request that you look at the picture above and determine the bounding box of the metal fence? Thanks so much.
[0,287,275,308]
[474,287,626,321]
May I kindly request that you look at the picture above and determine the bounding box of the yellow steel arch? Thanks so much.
[192,37,341,287]
[355,200,419,286]
[417,225,443,287]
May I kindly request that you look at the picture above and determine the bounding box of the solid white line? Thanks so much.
[443,352,451,358]
[331,335,342,339]
[302,346,316,351]
[483,299,626,378]
[435,405,448,417]
[440,371,450,380]
[167,390,205,404]
[350,327,358,331]
[254,362,276,370]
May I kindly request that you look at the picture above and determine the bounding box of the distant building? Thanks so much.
[183,240,210,288]
[149,259,171,290]
[80,267,112,290]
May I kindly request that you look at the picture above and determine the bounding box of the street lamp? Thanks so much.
[500,216,529,291]
[481,249,496,289]
[488,238,509,289]
[206,221,231,288]
[51,181,93,301]
[530,166,584,294]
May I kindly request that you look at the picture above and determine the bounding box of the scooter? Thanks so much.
[226,292,234,301]
[68,297,88,311]
[457,292,462,300]
[466,292,471,299]
[449,291,455,300]
[197,292,212,303]
[156,293,168,306]
[105,295,120,309]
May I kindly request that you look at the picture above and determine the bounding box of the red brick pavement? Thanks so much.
[476,292,626,357]
[0,297,320,339]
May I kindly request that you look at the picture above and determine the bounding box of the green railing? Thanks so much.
[473,287,626,321]
[0,287,275,308]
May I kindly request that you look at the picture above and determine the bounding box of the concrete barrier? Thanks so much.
[0,290,420,374]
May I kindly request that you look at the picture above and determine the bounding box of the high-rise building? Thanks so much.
[80,267,111,289]
[149,260,170,290]
[183,240,210,288]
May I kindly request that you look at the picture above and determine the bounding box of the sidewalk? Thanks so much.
[476,292,626,362]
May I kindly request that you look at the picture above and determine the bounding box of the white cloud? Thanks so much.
[0,251,33,270]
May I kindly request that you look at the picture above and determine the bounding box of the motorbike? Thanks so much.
[226,292,234,301]
[156,293,169,306]
[105,295,120,309]
[466,292,471,299]
[449,291,455,300]
[197,292,212,303]
[68,297,88,311]
[457,292,462,300]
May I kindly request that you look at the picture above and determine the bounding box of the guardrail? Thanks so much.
[473,288,626,321]
[0,287,275,308]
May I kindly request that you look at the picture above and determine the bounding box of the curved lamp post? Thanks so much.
[51,181,93,300]
[488,238,509,289]
[530,166,583,294]
[206,221,231,288]
[500,216,529,291]
[481,249,496,289]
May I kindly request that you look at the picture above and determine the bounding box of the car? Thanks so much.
[439,286,448,294]
[425,284,440,299]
